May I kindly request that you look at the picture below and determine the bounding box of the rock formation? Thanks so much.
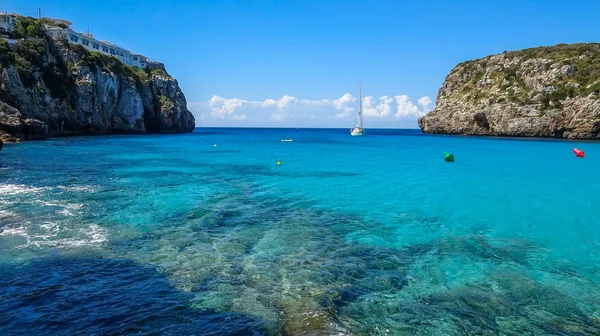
[418,43,600,139]
[0,17,195,142]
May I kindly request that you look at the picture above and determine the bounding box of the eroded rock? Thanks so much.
[419,43,600,139]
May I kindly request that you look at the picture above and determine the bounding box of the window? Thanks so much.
[110,49,115,55]
[133,56,138,61]
[92,43,99,49]
[82,39,89,46]
[69,34,78,42]
[102,46,108,52]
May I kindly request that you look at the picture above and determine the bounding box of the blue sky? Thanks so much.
[6,0,600,127]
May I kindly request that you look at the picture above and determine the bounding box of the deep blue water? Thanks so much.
[1,128,600,335]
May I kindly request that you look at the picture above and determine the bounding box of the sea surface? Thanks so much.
[1,128,600,335]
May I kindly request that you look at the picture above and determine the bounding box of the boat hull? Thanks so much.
[350,129,364,136]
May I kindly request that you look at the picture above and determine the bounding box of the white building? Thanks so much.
[44,18,148,69]
[0,12,15,36]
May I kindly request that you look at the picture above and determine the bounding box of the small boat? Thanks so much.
[350,82,365,136]
[281,139,293,142]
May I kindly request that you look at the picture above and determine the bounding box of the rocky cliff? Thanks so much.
[0,17,195,142]
[418,43,600,139]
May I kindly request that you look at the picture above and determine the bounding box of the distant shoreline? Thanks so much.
[5,128,599,149]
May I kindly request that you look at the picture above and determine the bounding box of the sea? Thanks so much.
[1,128,600,335]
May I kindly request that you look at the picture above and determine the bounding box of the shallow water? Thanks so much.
[1,128,600,335]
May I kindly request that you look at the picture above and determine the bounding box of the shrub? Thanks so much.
[14,54,35,86]
[69,44,148,85]
[14,38,47,67]
[0,39,15,66]
[580,81,600,96]
[26,25,37,37]
[10,16,45,39]
[151,68,168,77]
[504,67,518,80]
[158,95,174,108]
[122,65,148,83]
[7,39,48,87]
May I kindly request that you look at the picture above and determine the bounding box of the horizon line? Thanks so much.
[193,126,423,130]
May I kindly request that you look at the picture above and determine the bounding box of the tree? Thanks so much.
[26,25,37,37]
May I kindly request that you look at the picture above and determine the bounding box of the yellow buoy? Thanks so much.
[277,160,281,165]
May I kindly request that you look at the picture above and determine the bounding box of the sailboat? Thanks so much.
[350,82,365,136]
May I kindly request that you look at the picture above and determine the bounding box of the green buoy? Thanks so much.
[443,152,454,162]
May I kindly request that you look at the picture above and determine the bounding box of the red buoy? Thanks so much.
[573,148,585,158]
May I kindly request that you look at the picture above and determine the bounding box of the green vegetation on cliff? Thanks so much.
[150,68,169,77]
[419,43,600,139]
[9,16,46,39]
[452,43,600,111]
[0,32,75,103]
[68,44,149,85]
[6,16,162,88]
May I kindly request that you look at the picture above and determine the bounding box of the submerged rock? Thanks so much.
[419,43,600,139]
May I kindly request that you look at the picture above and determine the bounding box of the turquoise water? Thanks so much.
[1,128,600,335]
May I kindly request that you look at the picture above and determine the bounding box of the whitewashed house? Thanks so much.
[0,12,14,36]
[44,18,148,69]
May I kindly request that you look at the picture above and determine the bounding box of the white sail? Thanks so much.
[350,81,365,136]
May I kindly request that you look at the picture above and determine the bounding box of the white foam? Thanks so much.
[0,210,16,219]
[1,219,108,249]
[55,185,99,193]
[0,183,106,250]
[64,203,84,210]
[35,224,108,248]
[57,209,75,216]
[0,184,49,195]
[0,226,27,237]
[34,200,84,213]
[38,221,59,235]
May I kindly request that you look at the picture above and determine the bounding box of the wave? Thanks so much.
[0,184,49,195]
[1,221,108,249]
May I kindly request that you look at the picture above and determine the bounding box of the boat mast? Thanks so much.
[358,81,363,129]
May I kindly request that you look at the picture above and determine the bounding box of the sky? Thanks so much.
[5,0,600,128]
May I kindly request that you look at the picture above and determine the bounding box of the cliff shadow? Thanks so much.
[0,256,267,335]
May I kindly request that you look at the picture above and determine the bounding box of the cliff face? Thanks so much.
[418,43,600,139]
[0,20,194,142]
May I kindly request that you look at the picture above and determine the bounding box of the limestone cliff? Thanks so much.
[0,18,194,142]
[418,43,600,139]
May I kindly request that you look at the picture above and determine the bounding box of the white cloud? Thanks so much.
[394,95,433,119]
[363,95,393,118]
[208,95,250,120]
[417,96,433,111]
[262,95,298,110]
[333,93,354,110]
[189,93,434,128]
